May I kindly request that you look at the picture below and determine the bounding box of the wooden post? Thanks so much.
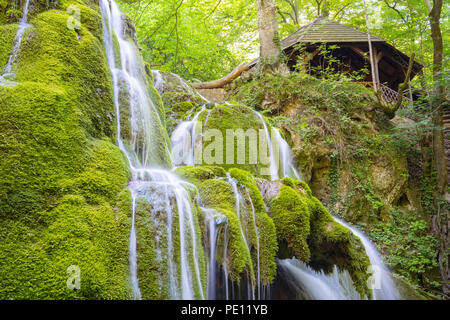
[373,47,381,85]
[363,0,378,91]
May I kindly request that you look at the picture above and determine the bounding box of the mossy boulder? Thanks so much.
[199,178,254,282]
[0,1,133,299]
[256,176,372,298]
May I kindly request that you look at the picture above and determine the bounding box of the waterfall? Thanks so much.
[129,194,141,299]
[222,224,230,300]
[100,0,205,300]
[277,258,362,300]
[225,173,250,250]
[152,70,165,94]
[101,0,393,301]
[245,188,261,300]
[253,110,301,181]
[171,106,206,167]
[333,216,400,300]
[1,0,32,82]
[202,208,227,300]
[253,111,279,180]
[272,129,302,180]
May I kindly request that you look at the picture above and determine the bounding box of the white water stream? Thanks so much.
[1,0,32,82]
[278,258,362,300]
[333,216,400,300]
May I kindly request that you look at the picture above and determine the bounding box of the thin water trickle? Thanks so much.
[272,129,302,180]
[171,106,206,167]
[253,111,279,180]
[1,0,32,83]
[245,188,261,300]
[203,208,227,300]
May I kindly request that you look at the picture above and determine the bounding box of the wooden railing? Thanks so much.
[355,82,412,107]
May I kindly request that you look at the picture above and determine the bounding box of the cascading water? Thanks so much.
[226,174,250,250]
[277,258,362,300]
[272,129,302,180]
[253,110,302,181]
[152,70,165,94]
[0,0,32,82]
[333,216,400,300]
[101,0,398,301]
[202,208,227,300]
[253,111,279,180]
[245,188,261,300]
[100,0,205,300]
[171,106,206,167]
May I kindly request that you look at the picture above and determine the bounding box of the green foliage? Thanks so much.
[295,43,369,82]
[117,0,257,82]
[369,208,440,290]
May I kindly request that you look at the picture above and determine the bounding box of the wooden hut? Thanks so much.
[249,16,423,101]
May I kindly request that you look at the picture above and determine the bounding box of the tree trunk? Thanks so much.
[427,0,449,297]
[256,0,288,73]
[192,63,249,89]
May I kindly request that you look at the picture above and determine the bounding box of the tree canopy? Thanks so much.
[118,0,448,88]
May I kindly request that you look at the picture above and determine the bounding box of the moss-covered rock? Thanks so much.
[175,166,277,285]
[0,186,132,299]
[267,180,311,262]
[175,165,226,186]
[256,176,371,298]
[0,23,18,70]
[228,168,278,285]
[0,0,133,299]
[228,72,412,225]
[199,178,254,282]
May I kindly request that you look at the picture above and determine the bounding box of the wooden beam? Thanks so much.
[304,48,320,63]
[349,46,368,60]
[376,50,383,63]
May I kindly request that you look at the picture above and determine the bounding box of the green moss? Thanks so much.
[16,9,115,138]
[268,183,311,262]
[0,192,132,299]
[174,165,226,185]
[228,168,278,285]
[198,179,253,281]
[0,2,135,299]
[199,104,274,178]
[0,82,89,217]
[163,91,205,111]
[134,198,164,299]
[307,196,372,298]
[0,24,18,71]
[56,139,131,204]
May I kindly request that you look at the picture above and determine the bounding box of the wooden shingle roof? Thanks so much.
[281,16,385,50]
